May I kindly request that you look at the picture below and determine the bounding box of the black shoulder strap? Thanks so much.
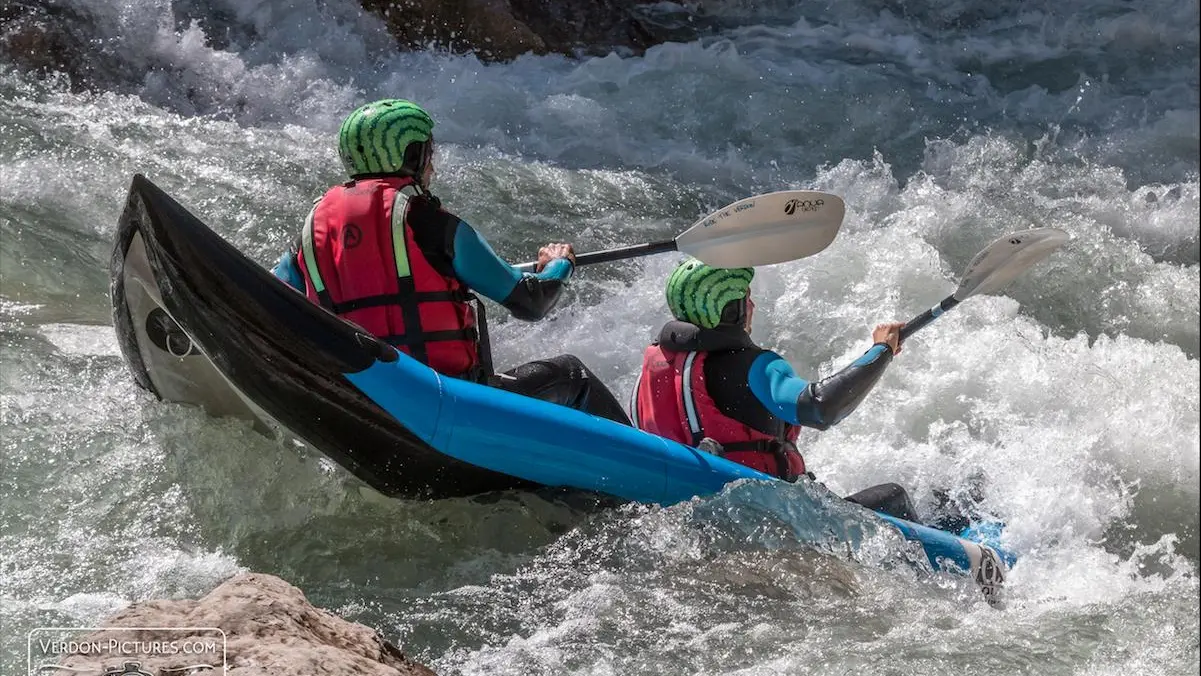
[387,187,427,363]
[471,294,494,380]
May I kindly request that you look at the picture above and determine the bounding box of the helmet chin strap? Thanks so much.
[409,139,435,193]
[717,297,749,328]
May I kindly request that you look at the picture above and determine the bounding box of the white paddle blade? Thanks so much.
[674,191,845,268]
[954,227,1070,300]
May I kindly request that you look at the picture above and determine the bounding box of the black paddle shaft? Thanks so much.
[574,239,678,266]
[900,294,961,342]
[516,239,678,272]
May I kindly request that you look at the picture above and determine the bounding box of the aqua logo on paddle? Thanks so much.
[783,198,824,215]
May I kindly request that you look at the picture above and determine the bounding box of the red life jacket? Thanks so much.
[631,344,806,481]
[296,176,480,378]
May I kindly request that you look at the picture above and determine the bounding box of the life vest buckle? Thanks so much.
[696,437,726,457]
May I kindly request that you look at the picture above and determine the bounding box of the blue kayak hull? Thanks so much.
[347,357,1014,582]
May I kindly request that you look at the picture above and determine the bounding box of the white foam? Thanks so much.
[38,324,122,357]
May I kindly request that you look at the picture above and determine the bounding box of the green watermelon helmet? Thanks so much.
[338,99,434,178]
[665,258,754,329]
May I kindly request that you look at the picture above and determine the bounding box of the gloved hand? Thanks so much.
[536,242,575,272]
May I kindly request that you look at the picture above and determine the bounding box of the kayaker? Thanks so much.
[272,98,630,425]
[630,257,925,522]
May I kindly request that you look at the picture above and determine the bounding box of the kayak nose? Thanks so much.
[112,174,529,498]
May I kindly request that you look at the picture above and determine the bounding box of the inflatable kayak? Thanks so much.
[111,174,1012,599]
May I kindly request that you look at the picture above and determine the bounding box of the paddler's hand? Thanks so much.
[536,243,575,272]
[872,322,905,355]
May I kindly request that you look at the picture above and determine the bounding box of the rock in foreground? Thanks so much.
[51,573,436,676]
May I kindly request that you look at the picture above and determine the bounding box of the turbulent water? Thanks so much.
[2,0,1198,673]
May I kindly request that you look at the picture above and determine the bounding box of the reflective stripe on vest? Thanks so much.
[300,205,328,303]
[680,351,702,445]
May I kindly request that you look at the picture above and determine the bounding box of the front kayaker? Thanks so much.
[631,257,926,521]
[272,98,630,425]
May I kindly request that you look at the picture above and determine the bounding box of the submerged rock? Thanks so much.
[0,0,126,85]
[358,0,692,61]
[49,573,436,676]
[1,0,701,90]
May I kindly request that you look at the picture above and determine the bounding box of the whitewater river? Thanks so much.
[2,0,1197,674]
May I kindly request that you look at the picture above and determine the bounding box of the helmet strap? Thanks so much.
[400,139,434,187]
[718,297,749,328]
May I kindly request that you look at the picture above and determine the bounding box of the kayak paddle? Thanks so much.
[901,227,1070,343]
[515,190,846,272]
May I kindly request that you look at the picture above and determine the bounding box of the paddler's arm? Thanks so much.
[449,219,574,321]
[271,249,305,291]
[747,345,894,431]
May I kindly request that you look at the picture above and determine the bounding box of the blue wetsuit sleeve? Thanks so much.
[450,219,574,321]
[746,345,894,430]
[272,250,305,292]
